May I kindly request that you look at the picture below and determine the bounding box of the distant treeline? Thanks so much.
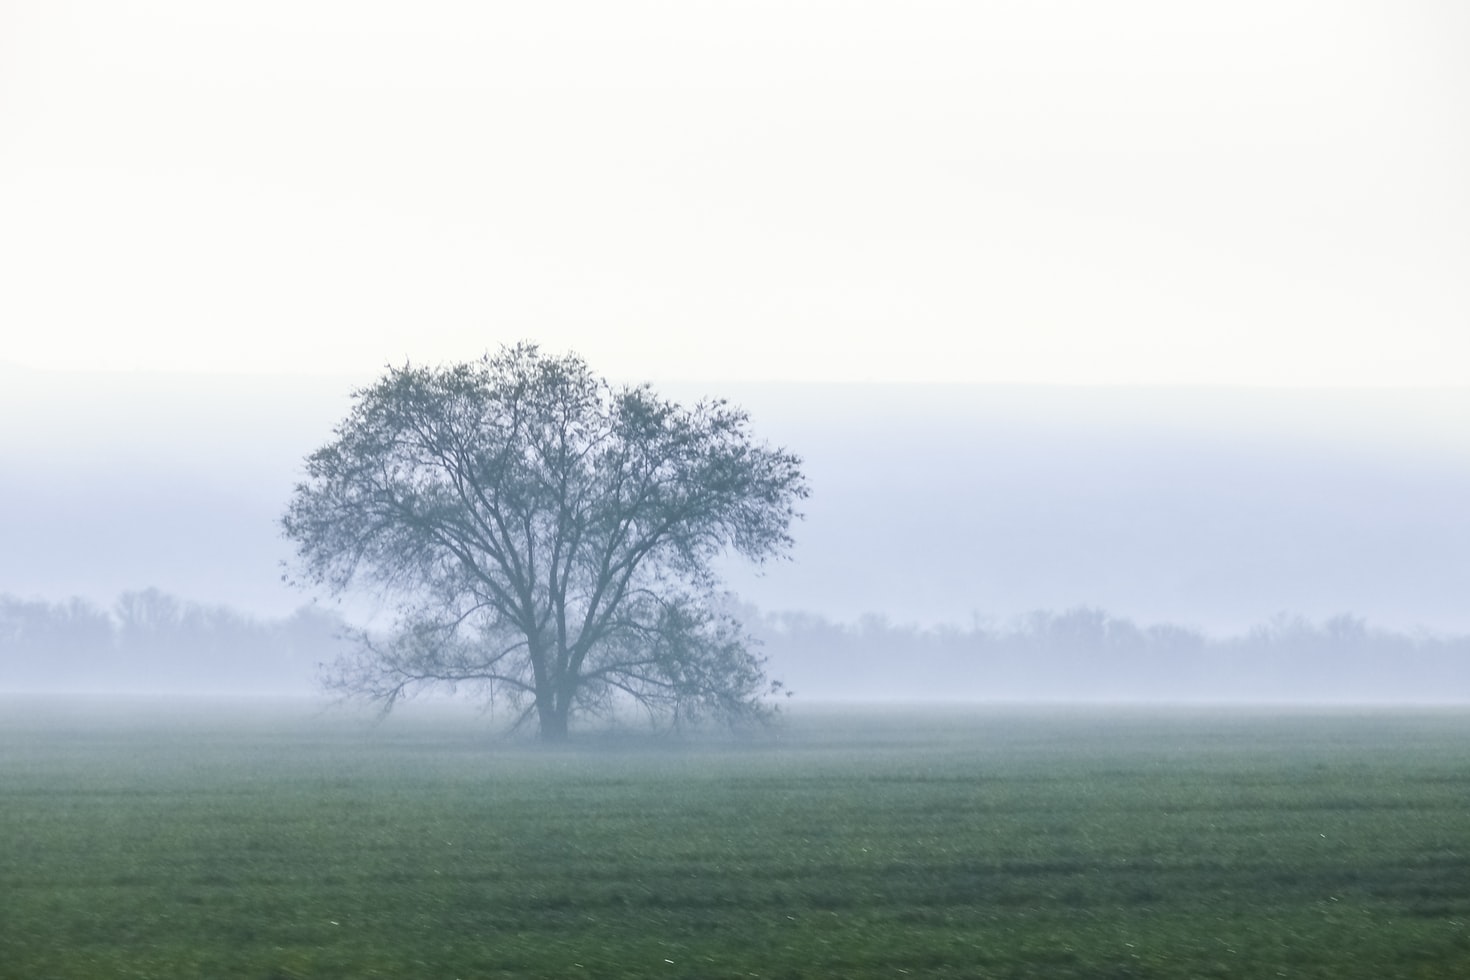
[0,589,345,694]
[3,591,1468,701]
[752,607,1470,702]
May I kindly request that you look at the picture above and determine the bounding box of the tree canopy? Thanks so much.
[281,344,807,739]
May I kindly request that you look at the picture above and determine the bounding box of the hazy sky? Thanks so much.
[3,1,1467,385]
[3,4,1469,637]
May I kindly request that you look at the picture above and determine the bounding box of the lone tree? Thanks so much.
[282,344,807,739]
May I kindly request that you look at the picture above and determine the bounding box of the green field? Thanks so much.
[2,699,1468,979]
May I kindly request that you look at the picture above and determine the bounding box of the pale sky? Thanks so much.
[3,1,1467,385]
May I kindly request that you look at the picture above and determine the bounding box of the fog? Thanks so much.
[5,589,1469,703]
[2,365,1467,701]
[716,383,1470,634]
[4,2,1467,705]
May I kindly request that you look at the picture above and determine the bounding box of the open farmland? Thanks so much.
[2,699,1468,978]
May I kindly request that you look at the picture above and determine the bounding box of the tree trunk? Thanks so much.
[537,697,570,741]
[528,637,569,741]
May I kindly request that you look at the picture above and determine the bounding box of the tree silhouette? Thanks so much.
[282,344,807,738]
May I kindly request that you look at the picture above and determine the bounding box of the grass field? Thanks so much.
[2,698,1468,978]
